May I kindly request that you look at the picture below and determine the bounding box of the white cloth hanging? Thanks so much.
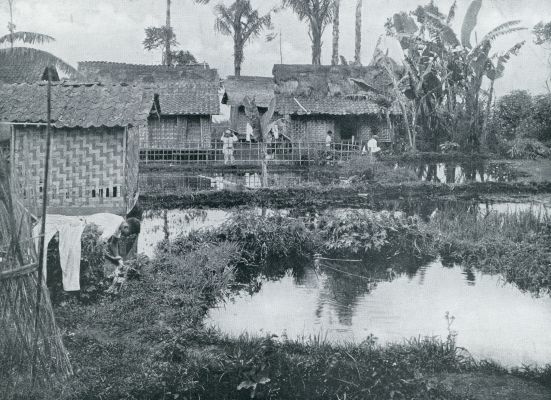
[33,215,86,291]
[33,213,125,291]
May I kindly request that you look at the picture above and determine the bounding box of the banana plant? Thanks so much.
[242,97,276,187]
[386,0,526,151]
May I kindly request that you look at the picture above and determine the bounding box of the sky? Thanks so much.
[1,0,550,100]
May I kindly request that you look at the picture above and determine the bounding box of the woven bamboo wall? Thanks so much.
[126,126,141,213]
[13,126,129,215]
[288,115,393,143]
[146,116,211,148]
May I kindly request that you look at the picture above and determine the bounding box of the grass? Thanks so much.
[15,206,550,399]
[430,208,551,295]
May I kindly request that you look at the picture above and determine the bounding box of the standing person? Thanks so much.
[325,130,334,164]
[221,129,238,165]
[367,134,381,155]
[325,130,333,149]
[367,134,381,163]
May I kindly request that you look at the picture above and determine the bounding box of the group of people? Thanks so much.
[325,130,381,159]
[221,119,290,165]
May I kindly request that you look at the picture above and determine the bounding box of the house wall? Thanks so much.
[287,116,337,144]
[230,107,272,139]
[126,125,141,213]
[146,115,212,148]
[13,126,129,215]
[287,114,394,144]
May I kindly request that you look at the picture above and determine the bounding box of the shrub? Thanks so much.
[504,138,550,159]
[317,210,434,258]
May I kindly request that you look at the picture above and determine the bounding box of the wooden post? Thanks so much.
[32,67,52,383]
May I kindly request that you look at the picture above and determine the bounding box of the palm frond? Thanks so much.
[0,31,55,45]
[481,21,526,43]
[460,0,482,48]
[446,1,457,24]
[0,47,78,77]
[486,40,525,80]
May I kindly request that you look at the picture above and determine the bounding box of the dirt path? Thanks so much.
[436,373,551,400]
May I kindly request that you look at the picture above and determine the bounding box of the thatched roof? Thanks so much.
[0,82,157,128]
[78,61,219,84]
[272,64,400,116]
[222,76,274,108]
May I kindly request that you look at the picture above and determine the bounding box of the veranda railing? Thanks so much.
[140,140,372,165]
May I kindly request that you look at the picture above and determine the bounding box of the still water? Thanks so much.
[206,260,551,367]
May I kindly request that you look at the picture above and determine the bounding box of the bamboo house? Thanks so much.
[222,76,275,139]
[0,82,159,216]
[78,61,220,149]
[273,64,401,144]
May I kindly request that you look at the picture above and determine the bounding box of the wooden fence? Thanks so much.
[140,140,371,165]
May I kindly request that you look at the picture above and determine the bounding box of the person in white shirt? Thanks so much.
[245,123,253,142]
[367,135,381,156]
[325,130,333,149]
[221,129,238,165]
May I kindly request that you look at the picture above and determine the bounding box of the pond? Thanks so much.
[206,259,551,368]
[139,161,524,193]
[397,161,524,184]
[138,204,551,367]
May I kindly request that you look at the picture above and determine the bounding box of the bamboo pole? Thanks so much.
[31,68,52,383]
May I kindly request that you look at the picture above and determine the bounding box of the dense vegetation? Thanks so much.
[38,206,551,400]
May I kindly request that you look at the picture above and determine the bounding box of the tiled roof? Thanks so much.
[222,76,274,108]
[152,83,220,115]
[78,61,219,83]
[275,95,401,116]
[0,82,156,128]
[0,56,60,84]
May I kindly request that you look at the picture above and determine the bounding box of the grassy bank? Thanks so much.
[140,180,551,210]
[431,209,551,295]
[25,208,551,399]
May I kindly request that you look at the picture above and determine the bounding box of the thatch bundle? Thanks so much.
[0,156,72,397]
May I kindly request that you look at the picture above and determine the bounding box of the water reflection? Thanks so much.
[207,259,551,367]
[397,161,523,184]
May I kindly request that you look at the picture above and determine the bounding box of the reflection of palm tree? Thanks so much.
[317,258,425,326]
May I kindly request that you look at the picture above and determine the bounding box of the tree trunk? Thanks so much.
[8,0,14,50]
[311,21,322,65]
[331,0,340,66]
[234,41,243,77]
[481,78,495,150]
[354,0,363,65]
[261,143,268,187]
[165,0,172,66]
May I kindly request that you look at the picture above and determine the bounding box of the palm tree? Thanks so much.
[0,0,76,77]
[282,0,334,65]
[354,0,362,65]
[164,0,211,65]
[214,0,274,77]
[331,0,340,66]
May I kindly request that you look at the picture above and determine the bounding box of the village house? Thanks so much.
[221,76,275,139]
[0,81,158,216]
[78,61,220,149]
[273,64,401,145]
[0,59,61,161]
